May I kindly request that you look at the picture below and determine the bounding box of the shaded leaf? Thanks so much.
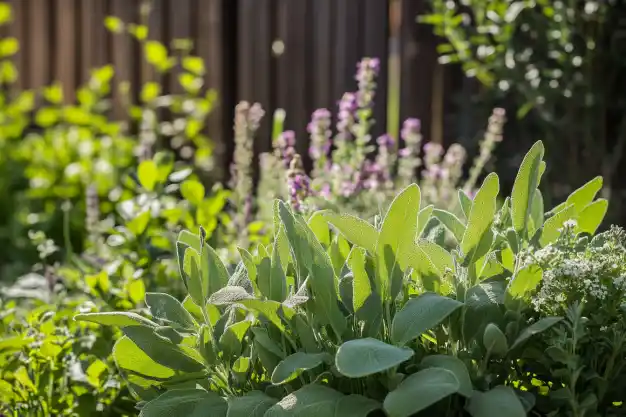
[383,368,460,417]
[335,338,413,378]
[271,352,331,384]
[392,292,463,346]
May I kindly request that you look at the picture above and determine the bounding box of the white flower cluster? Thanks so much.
[528,225,626,315]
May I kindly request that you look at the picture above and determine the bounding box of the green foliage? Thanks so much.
[74,140,621,416]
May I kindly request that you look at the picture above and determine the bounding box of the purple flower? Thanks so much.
[401,118,421,142]
[308,108,333,170]
[355,57,381,110]
[287,155,311,212]
[424,142,444,158]
[275,130,297,168]
[377,134,394,147]
[336,92,358,140]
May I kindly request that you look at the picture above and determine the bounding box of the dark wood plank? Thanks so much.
[311,0,334,112]
[363,0,390,139]
[275,0,311,159]
[140,0,165,85]
[399,0,438,142]
[196,0,227,177]
[55,0,77,102]
[333,0,363,107]
[168,0,191,94]
[110,0,136,119]
[28,0,52,91]
[7,0,26,91]
[80,0,107,84]
[238,0,273,152]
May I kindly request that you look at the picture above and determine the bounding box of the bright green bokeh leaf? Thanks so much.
[181,179,205,205]
[138,160,158,191]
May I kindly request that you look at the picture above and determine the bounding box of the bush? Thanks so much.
[72,141,620,416]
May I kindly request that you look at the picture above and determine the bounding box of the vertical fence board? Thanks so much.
[110,0,137,119]
[80,0,107,84]
[333,0,362,107]
[363,0,390,140]
[311,0,334,112]
[197,0,228,178]
[238,0,273,157]
[28,0,51,92]
[8,0,26,91]
[168,0,191,94]
[55,0,77,102]
[399,0,438,142]
[275,0,311,159]
[139,0,165,86]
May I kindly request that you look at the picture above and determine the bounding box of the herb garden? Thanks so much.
[0,1,625,416]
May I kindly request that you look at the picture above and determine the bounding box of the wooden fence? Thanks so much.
[4,0,462,173]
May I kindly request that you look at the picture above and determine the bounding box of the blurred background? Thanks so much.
[3,0,626,220]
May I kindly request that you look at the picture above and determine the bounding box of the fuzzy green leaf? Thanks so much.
[376,184,421,301]
[122,326,205,373]
[265,385,380,417]
[510,317,562,350]
[139,389,227,417]
[271,352,331,384]
[420,355,473,397]
[321,211,378,253]
[226,391,277,417]
[145,292,196,329]
[383,368,460,417]
[511,140,544,235]
[433,209,466,243]
[392,292,463,346]
[458,190,473,220]
[417,205,434,238]
[335,338,413,378]
[466,386,526,417]
[113,336,175,381]
[75,312,157,328]
[461,173,499,264]
[577,199,608,235]
[539,204,576,247]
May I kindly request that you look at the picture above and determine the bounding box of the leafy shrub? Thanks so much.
[422,0,626,213]
[0,2,217,282]
[75,140,615,416]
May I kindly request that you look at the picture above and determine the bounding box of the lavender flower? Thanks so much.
[275,130,297,168]
[355,57,380,110]
[397,118,423,186]
[85,184,100,242]
[336,92,357,143]
[308,108,332,179]
[286,154,311,212]
[439,143,467,204]
[464,107,505,192]
[231,101,265,245]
